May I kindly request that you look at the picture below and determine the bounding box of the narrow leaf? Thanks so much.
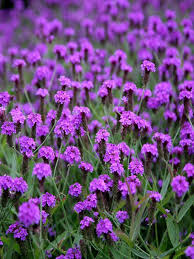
[166,218,179,248]
[161,174,171,199]
[177,195,194,222]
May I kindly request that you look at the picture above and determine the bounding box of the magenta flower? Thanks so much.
[18,200,40,227]
[171,175,189,197]
[116,211,129,224]
[42,192,56,208]
[32,163,52,180]
[1,121,16,136]
[19,136,36,158]
[80,216,94,230]
[95,129,110,143]
[63,146,81,165]
[129,158,144,176]
[38,146,55,162]
[69,183,82,197]
[6,222,28,241]
[141,60,156,72]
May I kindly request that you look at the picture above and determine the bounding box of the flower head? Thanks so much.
[19,136,36,158]
[171,175,189,197]
[32,163,52,180]
[116,211,129,224]
[80,216,94,230]
[69,183,82,197]
[18,200,40,227]
[42,192,56,208]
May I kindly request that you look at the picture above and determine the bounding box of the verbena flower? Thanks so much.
[129,158,144,176]
[42,192,56,208]
[32,163,52,180]
[18,200,40,227]
[79,161,93,173]
[171,175,189,197]
[6,222,28,241]
[183,163,194,178]
[19,136,36,158]
[80,216,94,229]
[116,211,129,224]
[63,146,81,165]
[1,121,16,136]
[69,183,82,197]
[38,146,55,162]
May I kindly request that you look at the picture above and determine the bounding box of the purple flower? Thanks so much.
[109,161,124,176]
[58,76,71,88]
[84,193,97,211]
[104,144,120,163]
[95,129,110,143]
[19,136,36,158]
[1,121,16,136]
[13,59,26,68]
[79,161,93,173]
[117,142,133,157]
[10,108,25,124]
[10,177,28,194]
[36,88,49,98]
[148,191,162,202]
[80,216,94,229]
[164,110,177,122]
[141,144,158,158]
[96,218,113,237]
[46,109,57,125]
[74,201,85,214]
[27,113,42,128]
[32,163,52,180]
[69,183,82,197]
[123,82,137,93]
[141,60,156,72]
[185,246,194,259]
[42,210,49,224]
[36,125,49,137]
[183,163,194,178]
[35,66,50,81]
[6,222,28,241]
[63,146,81,165]
[0,92,12,107]
[54,91,70,105]
[171,175,189,197]
[64,247,82,259]
[118,176,141,197]
[18,200,40,227]
[109,232,119,242]
[0,175,13,190]
[116,211,129,223]
[89,175,113,193]
[129,158,144,176]
[38,146,55,162]
[42,192,56,208]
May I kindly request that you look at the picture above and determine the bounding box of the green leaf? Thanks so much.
[131,198,149,241]
[157,204,173,219]
[177,195,194,222]
[166,218,179,248]
[131,248,150,259]
[115,230,133,247]
[173,247,188,259]
[161,174,171,199]
[113,200,126,213]
[46,231,69,251]
[50,196,67,216]
[1,236,20,254]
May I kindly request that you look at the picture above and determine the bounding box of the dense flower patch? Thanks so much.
[0,0,193,258]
